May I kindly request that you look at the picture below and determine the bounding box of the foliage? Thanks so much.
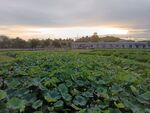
[7,97,26,112]
[0,34,134,49]
[0,90,7,100]
[0,50,149,113]
[0,35,73,49]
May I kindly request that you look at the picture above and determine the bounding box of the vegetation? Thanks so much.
[0,35,73,49]
[75,33,128,42]
[0,33,135,49]
[0,49,150,113]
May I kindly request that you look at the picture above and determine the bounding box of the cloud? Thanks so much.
[0,0,150,40]
[0,0,149,27]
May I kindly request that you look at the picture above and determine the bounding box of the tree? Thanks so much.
[90,32,99,42]
[40,39,52,48]
[0,35,11,48]
[11,37,26,48]
[52,39,61,48]
[100,36,121,42]
[28,39,41,48]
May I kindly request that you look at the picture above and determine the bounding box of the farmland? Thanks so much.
[0,49,150,113]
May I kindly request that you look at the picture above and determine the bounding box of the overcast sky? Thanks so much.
[0,0,150,40]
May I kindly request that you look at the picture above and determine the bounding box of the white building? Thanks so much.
[72,41,150,49]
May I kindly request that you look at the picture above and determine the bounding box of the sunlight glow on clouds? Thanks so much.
[36,27,128,35]
[0,26,128,40]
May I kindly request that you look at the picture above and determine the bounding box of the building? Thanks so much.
[72,41,150,49]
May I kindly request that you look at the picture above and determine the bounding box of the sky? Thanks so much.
[0,0,150,40]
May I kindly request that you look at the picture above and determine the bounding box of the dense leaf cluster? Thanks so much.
[0,50,150,113]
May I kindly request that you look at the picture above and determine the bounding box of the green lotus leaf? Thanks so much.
[115,102,125,108]
[0,90,7,100]
[71,88,80,96]
[32,77,42,86]
[111,85,123,94]
[48,106,54,111]
[7,97,26,112]
[9,88,30,98]
[73,96,87,106]
[32,100,43,109]
[62,93,72,101]
[110,96,119,101]
[54,100,64,108]
[87,75,96,81]
[122,99,140,113]
[136,96,150,105]
[145,109,150,113]
[50,88,61,99]
[130,85,139,94]
[87,106,101,113]
[58,84,68,94]
[82,91,93,98]
[140,91,150,100]
[98,101,109,109]
[7,79,20,89]
[45,96,56,102]
[96,87,108,99]
[96,79,106,85]
[22,93,37,104]
[75,80,85,86]
[96,87,107,94]
[65,80,73,87]
[44,88,61,102]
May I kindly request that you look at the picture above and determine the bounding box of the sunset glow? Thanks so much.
[36,27,128,36]
[0,26,128,40]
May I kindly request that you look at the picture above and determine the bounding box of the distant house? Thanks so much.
[72,41,150,49]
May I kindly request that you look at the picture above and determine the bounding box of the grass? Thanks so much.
[0,54,14,62]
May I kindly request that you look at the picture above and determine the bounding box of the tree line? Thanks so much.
[0,35,73,49]
[0,33,134,49]
[75,32,125,42]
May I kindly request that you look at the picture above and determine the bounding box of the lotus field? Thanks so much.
[0,50,150,113]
